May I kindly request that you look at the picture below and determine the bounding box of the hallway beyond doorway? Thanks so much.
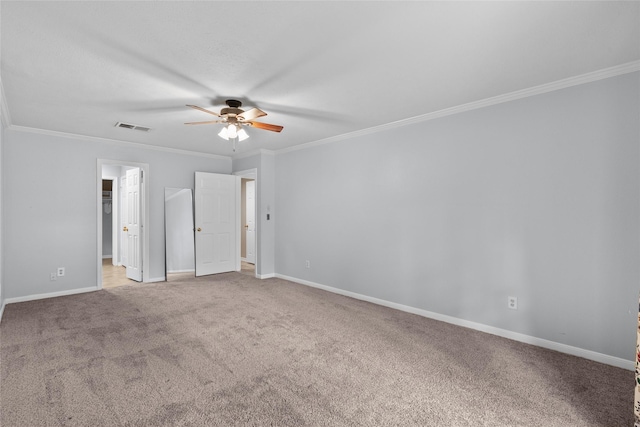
[102,258,135,289]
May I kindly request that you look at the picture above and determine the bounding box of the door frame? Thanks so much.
[97,159,150,288]
[234,168,258,278]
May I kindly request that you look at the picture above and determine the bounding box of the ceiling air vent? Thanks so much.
[115,122,151,132]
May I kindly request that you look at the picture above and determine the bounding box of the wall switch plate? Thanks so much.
[305,260,310,268]
[57,267,65,277]
[508,296,518,310]
[50,273,57,281]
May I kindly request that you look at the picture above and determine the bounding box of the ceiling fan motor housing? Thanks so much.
[221,100,244,119]
[220,107,244,117]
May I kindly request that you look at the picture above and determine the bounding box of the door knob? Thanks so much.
[197,227,202,232]
[123,226,128,232]
[245,224,249,229]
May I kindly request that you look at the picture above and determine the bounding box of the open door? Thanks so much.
[120,174,128,268]
[125,168,142,281]
[195,172,240,276]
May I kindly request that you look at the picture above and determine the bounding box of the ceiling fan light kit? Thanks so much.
[185,100,283,152]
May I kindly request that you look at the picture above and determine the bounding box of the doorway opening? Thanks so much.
[235,169,258,278]
[100,177,130,288]
[97,160,150,288]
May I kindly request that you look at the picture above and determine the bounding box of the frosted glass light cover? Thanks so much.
[218,127,229,140]
[227,124,237,139]
[237,128,249,141]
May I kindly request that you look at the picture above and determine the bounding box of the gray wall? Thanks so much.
[3,129,230,299]
[274,72,640,361]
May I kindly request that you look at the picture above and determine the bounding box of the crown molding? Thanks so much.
[8,125,232,161]
[276,60,640,155]
[0,76,12,129]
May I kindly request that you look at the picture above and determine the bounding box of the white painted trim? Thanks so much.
[233,168,258,179]
[166,269,195,274]
[275,274,634,371]
[147,276,166,283]
[4,286,98,305]
[276,60,640,155]
[9,125,232,162]
[0,302,5,323]
[102,255,113,259]
[258,273,275,279]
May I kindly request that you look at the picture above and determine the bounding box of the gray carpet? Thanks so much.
[0,273,632,426]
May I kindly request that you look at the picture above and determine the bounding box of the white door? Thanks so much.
[195,172,240,276]
[125,168,142,281]
[245,180,256,264]
[120,175,128,268]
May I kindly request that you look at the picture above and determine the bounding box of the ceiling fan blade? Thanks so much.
[249,121,283,132]
[186,104,221,117]
[238,107,267,122]
[184,120,223,125]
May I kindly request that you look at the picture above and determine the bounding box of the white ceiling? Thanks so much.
[1,1,639,157]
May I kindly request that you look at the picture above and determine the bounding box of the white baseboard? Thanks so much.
[275,274,634,371]
[102,255,112,259]
[147,277,166,283]
[166,269,195,274]
[0,301,5,324]
[257,273,275,279]
[4,286,98,305]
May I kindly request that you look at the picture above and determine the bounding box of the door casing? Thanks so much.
[97,159,150,288]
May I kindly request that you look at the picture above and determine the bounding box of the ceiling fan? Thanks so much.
[185,99,283,151]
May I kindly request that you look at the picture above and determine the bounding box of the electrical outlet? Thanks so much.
[305,260,310,268]
[50,273,57,281]
[508,296,518,310]
[57,267,65,277]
